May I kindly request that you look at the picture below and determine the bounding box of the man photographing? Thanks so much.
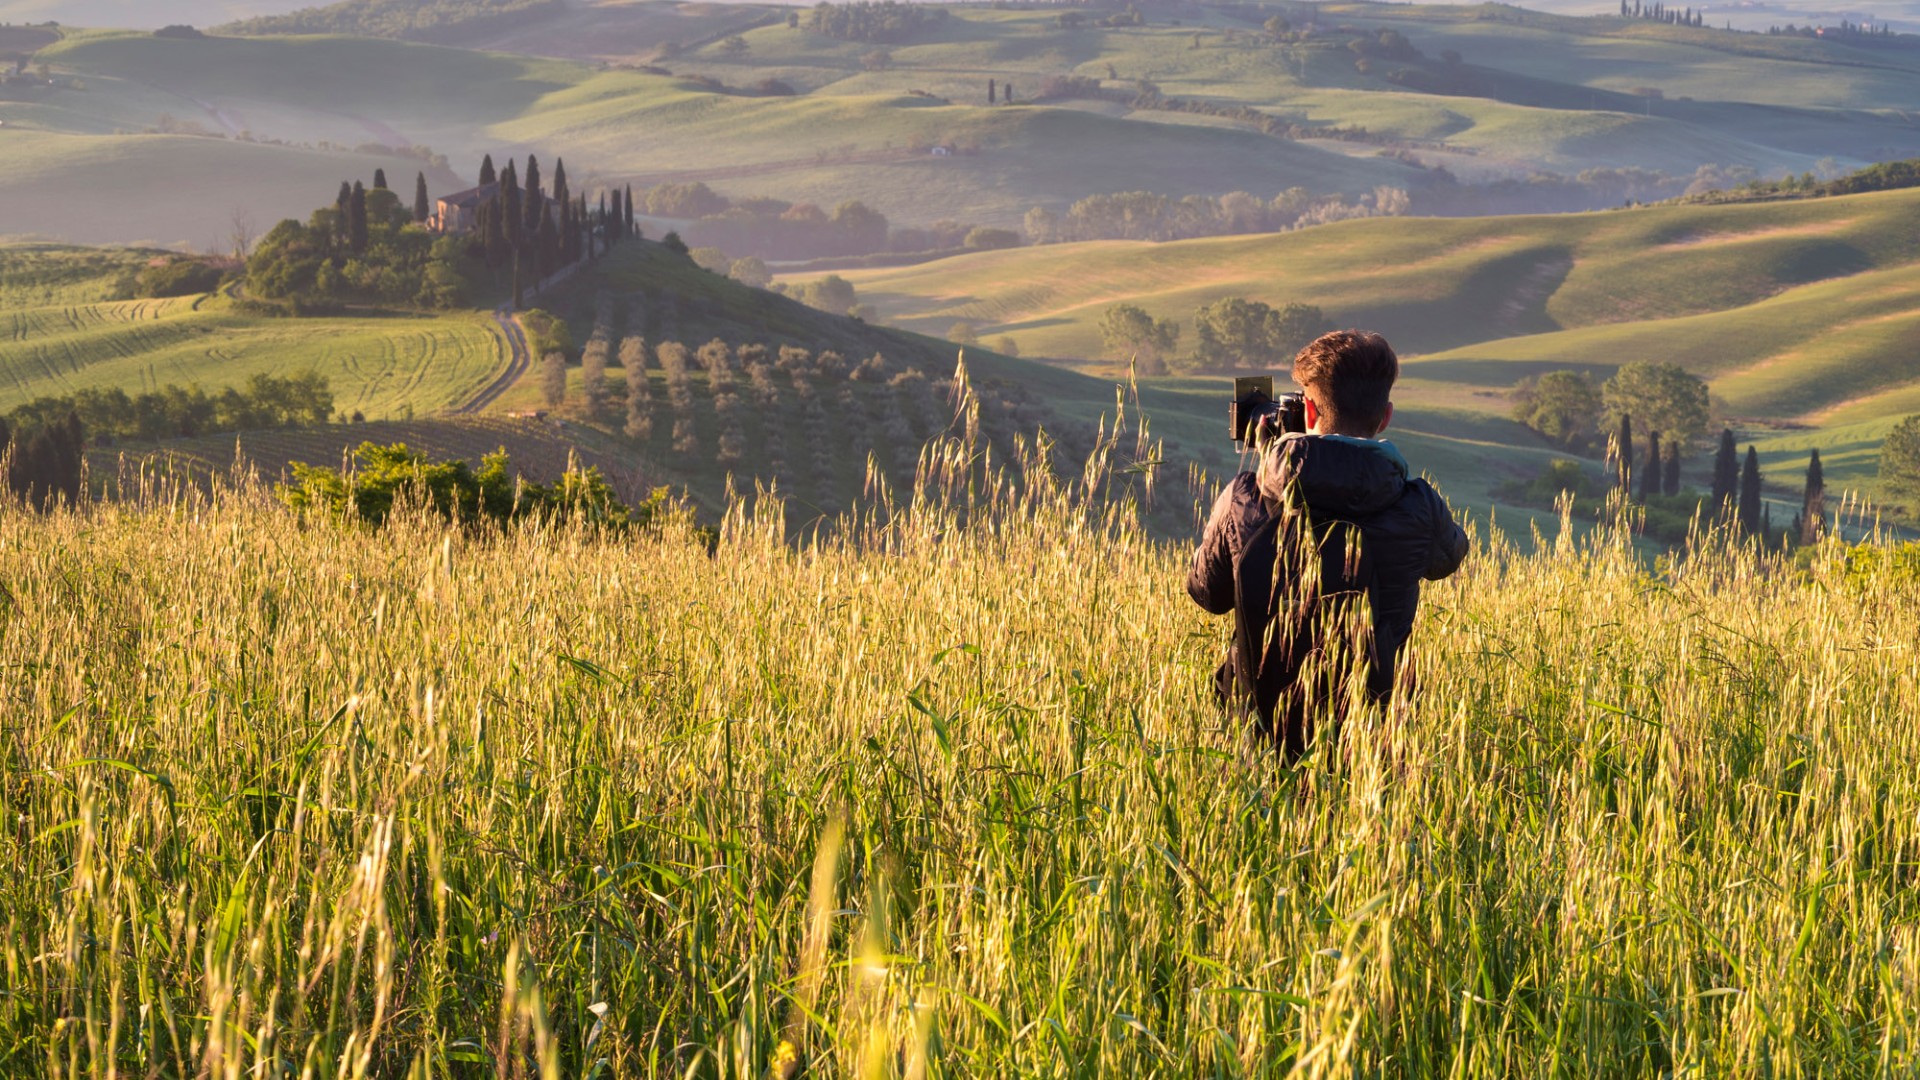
[1188,330,1469,760]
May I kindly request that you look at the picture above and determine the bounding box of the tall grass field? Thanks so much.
[5,415,1919,1076]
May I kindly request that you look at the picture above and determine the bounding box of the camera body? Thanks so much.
[1228,376,1308,451]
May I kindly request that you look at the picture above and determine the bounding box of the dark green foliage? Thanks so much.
[500,160,522,247]
[519,309,572,358]
[221,0,567,42]
[1882,415,1920,500]
[662,231,689,257]
[1739,445,1763,534]
[479,154,496,187]
[524,155,543,234]
[1639,429,1661,502]
[247,182,478,310]
[1188,297,1330,372]
[413,172,430,223]
[348,180,369,254]
[1711,428,1738,513]
[1801,448,1825,543]
[279,442,661,528]
[134,257,224,298]
[7,372,332,443]
[1603,361,1711,452]
[372,168,388,190]
[2,409,84,510]
[1496,458,1603,504]
[624,184,636,238]
[153,25,206,39]
[803,1,948,43]
[1664,441,1681,497]
[1512,370,1603,449]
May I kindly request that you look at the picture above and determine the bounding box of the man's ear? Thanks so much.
[1377,402,1394,435]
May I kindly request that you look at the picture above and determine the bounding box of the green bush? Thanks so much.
[279,441,667,529]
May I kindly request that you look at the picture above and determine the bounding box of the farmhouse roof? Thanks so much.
[439,182,499,208]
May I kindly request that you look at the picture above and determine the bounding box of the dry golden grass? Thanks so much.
[3,407,1918,1076]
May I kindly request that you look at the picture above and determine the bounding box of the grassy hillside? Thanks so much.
[799,186,1920,361]
[791,186,1920,510]
[0,245,507,416]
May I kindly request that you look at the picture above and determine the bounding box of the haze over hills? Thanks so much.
[9,1,1920,245]
[0,1,309,28]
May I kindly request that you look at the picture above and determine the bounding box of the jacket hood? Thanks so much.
[1257,434,1410,516]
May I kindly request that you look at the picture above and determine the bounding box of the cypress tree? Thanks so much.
[348,180,369,254]
[608,189,623,247]
[551,159,569,216]
[536,211,559,279]
[624,184,636,238]
[500,161,522,248]
[988,77,996,104]
[512,248,524,311]
[373,168,388,190]
[479,154,496,187]
[1801,448,1825,544]
[413,172,430,223]
[1639,429,1661,502]
[1738,445,1762,535]
[1663,440,1680,496]
[1710,428,1737,513]
[0,415,10,494]
[524,155,543,234]
[335,180,353,243]
[1615,413,1634,493]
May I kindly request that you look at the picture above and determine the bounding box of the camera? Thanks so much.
[1228,376,1307,451]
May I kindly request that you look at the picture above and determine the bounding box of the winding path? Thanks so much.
[455,308,531,415]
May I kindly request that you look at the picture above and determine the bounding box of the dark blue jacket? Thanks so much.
[1188,434,1468,757]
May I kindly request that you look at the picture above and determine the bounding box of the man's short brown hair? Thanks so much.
[1291,330,1398,434]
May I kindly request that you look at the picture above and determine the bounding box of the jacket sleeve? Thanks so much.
[1423,485,1470,582]
[1187,482,1239,614]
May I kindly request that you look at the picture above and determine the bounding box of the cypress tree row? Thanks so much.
[1711,428,1738,513]
[1663,441,1681,496]
[1738,445,1763,535]
[413,172,430,223]
[479,154,496,187]
[624,184,636,238]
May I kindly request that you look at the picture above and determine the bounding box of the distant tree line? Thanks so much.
[1667,158,1920,207]
[6,372,332,445]
[220,0,566,43]
[1026,187,1409,245]
[639,181,1013,261]
[800,1,947,44]
[1617,1,1706,28]
[461,153,634,307]
[1765,21,1910,46]
[1098,298,1330,375]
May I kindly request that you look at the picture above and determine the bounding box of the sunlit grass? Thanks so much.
[3,401,1918,1076]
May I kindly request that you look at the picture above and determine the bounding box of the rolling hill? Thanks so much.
[788,184,1920,505]
[12,1,1920,247]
